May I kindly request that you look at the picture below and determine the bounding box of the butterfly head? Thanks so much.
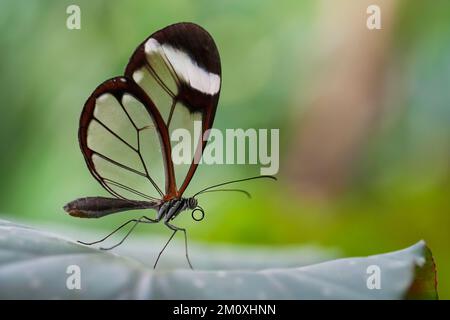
[187,197,204,222]
[187,197,198,209]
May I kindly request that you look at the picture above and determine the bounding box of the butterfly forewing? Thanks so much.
[125,22,221,196]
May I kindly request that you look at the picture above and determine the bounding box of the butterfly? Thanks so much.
[63,22,276,269]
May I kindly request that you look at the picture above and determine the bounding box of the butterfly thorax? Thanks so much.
[157,197,197,222]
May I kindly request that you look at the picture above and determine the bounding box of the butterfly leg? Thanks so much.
[165,221,193,270]
[99,216,158,250]
[78,216,157,246]
[153,228,177,269]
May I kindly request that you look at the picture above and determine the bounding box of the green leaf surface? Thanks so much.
[0,220,438,299]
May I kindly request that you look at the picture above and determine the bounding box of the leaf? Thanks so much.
[0,219,438,299]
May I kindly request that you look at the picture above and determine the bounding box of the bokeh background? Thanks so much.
[0,0,449,297]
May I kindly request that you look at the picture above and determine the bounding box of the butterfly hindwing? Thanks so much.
[79,77,175,201]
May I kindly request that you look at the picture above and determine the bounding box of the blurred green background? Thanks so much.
[0,0,449,297]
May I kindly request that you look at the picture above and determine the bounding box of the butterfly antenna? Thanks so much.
[195,188,252,198]
[193,175,276,198]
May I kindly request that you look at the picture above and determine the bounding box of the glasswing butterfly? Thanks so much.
[63,22,276,269]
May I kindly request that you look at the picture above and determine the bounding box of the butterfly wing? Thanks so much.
[125,22,221,196]
[76,23,221,208]
[79,77,174,202]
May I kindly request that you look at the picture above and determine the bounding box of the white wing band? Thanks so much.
[145,38,220,96]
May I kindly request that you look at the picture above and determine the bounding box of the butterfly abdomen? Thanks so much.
[64,197,160,218]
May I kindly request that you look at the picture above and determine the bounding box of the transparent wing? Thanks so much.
[125,22,221,196]
[79,77,173,201]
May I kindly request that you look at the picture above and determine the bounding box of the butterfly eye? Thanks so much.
[191,206,205,222]
[188,197,198,209]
